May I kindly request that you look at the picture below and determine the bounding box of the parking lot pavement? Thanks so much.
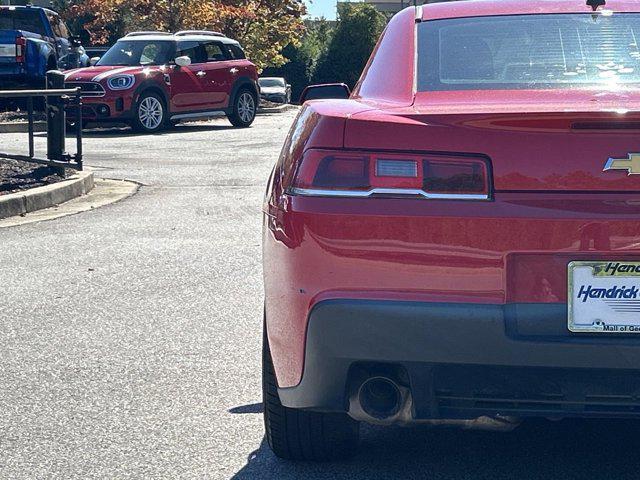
[1,112,639,479]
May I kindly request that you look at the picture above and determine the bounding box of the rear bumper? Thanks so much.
[263,193,640,388]
[278,299,640,419]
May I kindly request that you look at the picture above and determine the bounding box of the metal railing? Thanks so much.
[0,71,83,177]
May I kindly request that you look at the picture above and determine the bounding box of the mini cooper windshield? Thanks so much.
[97,40,175,66]
[418,13,640,91]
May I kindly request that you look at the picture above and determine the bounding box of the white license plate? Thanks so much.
[0,44,15,57]
[568,261,640,333]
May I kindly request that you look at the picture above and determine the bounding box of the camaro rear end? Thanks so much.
[262,0,640,460]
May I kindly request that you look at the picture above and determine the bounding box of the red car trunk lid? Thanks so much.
[345,90,640,192]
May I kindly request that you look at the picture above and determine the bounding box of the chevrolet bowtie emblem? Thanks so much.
[604,153,640,175]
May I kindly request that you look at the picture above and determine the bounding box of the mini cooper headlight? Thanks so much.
[107,74,135,90]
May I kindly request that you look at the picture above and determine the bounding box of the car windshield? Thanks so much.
[97,40,174,66]
[259,78,285,88]
[418,13,640,91]
[0,9,47,36]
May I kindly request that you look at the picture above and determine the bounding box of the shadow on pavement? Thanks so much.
[29,123,235,140]
[229,403,264,414]
[79,123,235,138]
[231,418,639,480]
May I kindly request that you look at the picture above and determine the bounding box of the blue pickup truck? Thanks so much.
[0,5,88,89]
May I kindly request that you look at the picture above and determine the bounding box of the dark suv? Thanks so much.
[64,31,259,132]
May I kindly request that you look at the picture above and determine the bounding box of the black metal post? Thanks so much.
[75,97,83,170]
[46,70,66,177]
[27,96,34,158]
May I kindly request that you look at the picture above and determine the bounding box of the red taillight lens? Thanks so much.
[423,157,489,195]
[15,36,26,63]
[315,156,370,188]
[293,153,370,190]
[291,150,490,199]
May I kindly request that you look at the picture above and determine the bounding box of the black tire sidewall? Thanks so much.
[230,88,257,128]
[262,322,359,461]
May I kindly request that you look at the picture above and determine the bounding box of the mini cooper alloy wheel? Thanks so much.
[137,95,164,131]
[238,92,256,124]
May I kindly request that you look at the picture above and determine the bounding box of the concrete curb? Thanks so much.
[0,122,47,133]
[0,170,94,219]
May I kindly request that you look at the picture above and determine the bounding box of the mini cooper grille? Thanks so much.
[65,82,106,97]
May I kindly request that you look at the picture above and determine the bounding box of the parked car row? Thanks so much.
[1,5,265,133]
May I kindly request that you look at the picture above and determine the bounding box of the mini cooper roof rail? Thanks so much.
[174,30,225,37]
[125,31,173,37]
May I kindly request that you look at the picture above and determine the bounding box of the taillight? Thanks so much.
[15,36,26,63]
[290,150,491,200]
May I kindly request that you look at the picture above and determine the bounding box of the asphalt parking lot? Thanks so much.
[1,110,639,479]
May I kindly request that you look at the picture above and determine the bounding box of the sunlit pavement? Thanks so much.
[1,112,638,478]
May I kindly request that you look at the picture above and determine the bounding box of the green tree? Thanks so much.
[262,18,333,102]
[313,3,385,88]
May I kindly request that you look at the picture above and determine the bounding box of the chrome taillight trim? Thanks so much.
[288,187,489,201]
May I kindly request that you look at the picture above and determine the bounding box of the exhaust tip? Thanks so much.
[358,377,402,420]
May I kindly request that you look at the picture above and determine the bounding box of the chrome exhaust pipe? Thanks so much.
[349,376,411,424]
[358,377,402,420]
[349,373,522,430]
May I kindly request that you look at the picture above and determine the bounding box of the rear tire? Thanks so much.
[262,326,359,461]
[227,88,257,128]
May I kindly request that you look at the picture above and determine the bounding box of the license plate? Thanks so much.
[568,261,640,333]
[0,44,15,57]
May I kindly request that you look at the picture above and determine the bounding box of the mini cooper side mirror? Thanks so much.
[175,56,192,68]
[89,56,100,66]
[299,83,351,104]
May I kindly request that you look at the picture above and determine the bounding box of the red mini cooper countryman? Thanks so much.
[63,31,258,132]
[263,0,640,461]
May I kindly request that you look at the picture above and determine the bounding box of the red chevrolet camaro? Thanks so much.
[263,0,640,460]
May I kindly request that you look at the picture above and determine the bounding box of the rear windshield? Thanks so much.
[0,9,47,36]
[418,13,640,91]
[97,40,175,66]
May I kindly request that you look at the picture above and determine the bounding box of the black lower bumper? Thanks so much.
[66,104,131,122]
[278,300,640,419]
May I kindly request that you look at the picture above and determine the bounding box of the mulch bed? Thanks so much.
[0,159,67,196]
[0,110,46,124]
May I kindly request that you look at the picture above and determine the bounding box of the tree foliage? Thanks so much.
[313,3,385,88]
[262,18,333,102]
[60,0,306,70]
